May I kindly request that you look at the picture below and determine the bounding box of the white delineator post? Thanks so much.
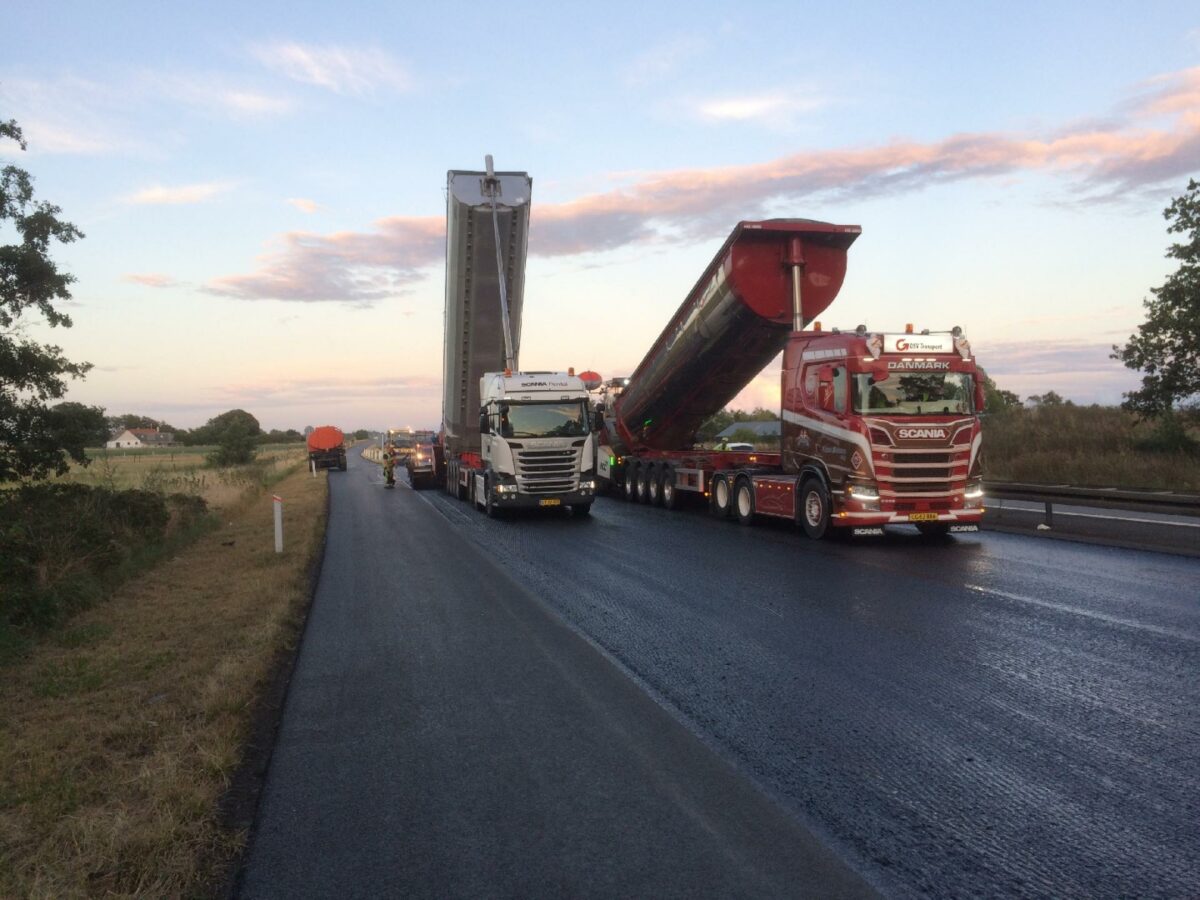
[273,494,284,553]
[311,459,317,477]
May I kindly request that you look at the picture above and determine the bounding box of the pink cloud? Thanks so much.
[206,216,445,303]
[122,272,179,287]
[207,67,1200,303]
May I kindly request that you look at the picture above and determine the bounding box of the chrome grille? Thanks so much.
[515,447,579,494]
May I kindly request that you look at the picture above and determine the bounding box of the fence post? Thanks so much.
[273,495,284,553]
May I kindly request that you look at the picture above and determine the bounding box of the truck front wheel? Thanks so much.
[799,478,831,540]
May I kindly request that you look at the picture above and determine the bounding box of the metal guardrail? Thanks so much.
[984,481,1200,523]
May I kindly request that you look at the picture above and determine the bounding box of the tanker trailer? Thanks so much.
[307,425,347,471]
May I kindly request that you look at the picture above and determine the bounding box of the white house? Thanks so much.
[106,428,175,449]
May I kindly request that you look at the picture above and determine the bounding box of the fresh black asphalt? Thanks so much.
[238,455,872,898]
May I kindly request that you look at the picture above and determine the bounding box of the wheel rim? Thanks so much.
[737,485,752,518]
[715,478,729,509]
[625,470,636,499]
[663,479,673,504]
[649,473,659,502]
[805,490,823,527]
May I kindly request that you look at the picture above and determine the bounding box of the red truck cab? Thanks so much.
[777,324,985,536]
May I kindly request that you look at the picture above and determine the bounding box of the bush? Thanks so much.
[0,484,208,641]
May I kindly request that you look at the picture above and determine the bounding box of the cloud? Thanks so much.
[214,374,441,406]
[979,340,1138,404]
[694,90,827,123]
[622,36,706,86]
[125,181,235,205]
[207,65,1200,303]
[122,273,179,287]
[251,42,412,94]
[288,197,319,213]
[205,216,444,302]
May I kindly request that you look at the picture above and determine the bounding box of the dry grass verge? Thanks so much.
[0,462,327,897]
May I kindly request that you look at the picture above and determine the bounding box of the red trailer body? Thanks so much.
[307,425,347,471]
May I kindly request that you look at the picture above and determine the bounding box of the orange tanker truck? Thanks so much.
[307,425,347,471]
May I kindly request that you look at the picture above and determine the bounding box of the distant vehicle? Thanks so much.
[405,438,437,490]
[592,219,985,539]
[307,425,347,471]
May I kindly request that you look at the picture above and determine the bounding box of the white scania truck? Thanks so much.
[440,160,597,516]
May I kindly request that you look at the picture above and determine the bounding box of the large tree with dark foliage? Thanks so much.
[1114,179,1200,416]
[0,118,102,481]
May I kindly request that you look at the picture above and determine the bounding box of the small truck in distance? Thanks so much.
[306,425,347,471]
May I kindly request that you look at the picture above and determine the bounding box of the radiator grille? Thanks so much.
[515,447,579,494]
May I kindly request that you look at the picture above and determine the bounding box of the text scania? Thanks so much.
[897,428,949,439]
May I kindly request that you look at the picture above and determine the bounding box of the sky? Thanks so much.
[3,1,1199,431]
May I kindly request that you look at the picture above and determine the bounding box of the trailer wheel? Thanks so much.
[623,463,639,502]
[710,474,733,519]
[446,463,455,495]
[456,470,467,501]
[799,477,831,540]
[647,465,662,506]
[735,477,755,526]
[660,466,677,510]
[636,465,652,504]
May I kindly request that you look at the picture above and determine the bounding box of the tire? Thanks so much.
[799,477,831,540]
[571,502,592,517]
[735,478,756,525]
[636,465,652,504]
[660,466,677,510]
[623,463,639,502]
[484,477,501,518]
[917,522,952,539]
[711,474,733,518]
[446,464,455,495]
[647,465,662,506]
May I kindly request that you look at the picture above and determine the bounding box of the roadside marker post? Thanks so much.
[273,495,284,553]
[311,459,317,477]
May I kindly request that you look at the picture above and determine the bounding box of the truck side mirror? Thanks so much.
[974,380,986,413]
[479,409,490,434]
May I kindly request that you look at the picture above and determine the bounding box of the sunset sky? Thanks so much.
[4,2,1199,431]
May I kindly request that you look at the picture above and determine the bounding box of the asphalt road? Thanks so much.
[242,455,1199,897]
[238,456,871,899]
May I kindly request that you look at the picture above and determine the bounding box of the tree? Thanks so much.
[353,429,370,441]
[980,373,1020,412]
[1113,178,1200,416]
[194,409,261,465]
[0,119,92,481]
[1027,391,1069,407]
[106,413,180,435]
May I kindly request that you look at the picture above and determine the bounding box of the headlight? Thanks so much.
[495,483,519,495]
[579,478,596,490]
[847,483,880,502]
[964,485,984,500]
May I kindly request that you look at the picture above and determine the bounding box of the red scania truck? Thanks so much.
[594,219,985,538]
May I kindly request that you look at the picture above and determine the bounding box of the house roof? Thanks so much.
[716,420,780,437]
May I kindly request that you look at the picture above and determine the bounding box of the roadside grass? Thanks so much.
[67,447,304,510]
[0,461,327,897]
[982,406,1200,491]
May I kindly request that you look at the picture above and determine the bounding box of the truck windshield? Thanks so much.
[852,371,975,416]
[501,402,589,438]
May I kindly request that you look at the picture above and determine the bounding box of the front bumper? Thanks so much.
[833,509,986,528]
[492,487,594,508]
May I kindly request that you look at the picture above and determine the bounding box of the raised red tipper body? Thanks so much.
[593,219,985,538]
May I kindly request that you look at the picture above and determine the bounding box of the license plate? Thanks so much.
[908,512,938,522]
[539,498,561,507]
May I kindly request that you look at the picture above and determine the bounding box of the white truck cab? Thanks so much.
[477,370,597,514]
